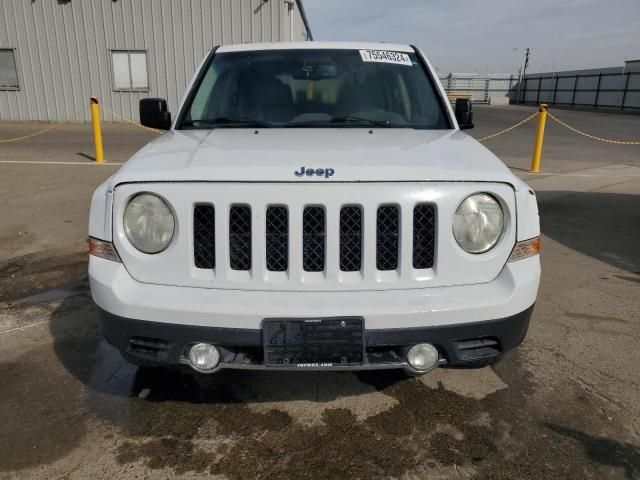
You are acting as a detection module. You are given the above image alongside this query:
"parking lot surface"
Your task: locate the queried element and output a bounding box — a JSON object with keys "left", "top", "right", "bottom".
{"left": 1, "top": 107, "right": 639, "bottom": 479}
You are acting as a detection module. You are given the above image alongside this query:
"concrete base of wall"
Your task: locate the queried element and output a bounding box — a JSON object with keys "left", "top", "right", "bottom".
{"left": 489, "top": 96, "right": 510, "bottom": 106}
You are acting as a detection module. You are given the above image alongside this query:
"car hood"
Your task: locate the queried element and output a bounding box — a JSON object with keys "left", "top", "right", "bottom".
{"left": 110, "top": 128, "right": 521, "bottom": 187}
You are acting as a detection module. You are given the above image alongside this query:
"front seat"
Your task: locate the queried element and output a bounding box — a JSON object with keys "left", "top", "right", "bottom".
{"left": 239, "top": 74, "right": 294, "bottom": 123}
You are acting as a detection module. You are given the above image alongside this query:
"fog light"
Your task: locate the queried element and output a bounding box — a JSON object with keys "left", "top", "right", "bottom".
{"left": 188, "top": 343, "right": 220, "bottom": 372}
{"left": 407, "top": 343, "right": 440, "bottom": 372}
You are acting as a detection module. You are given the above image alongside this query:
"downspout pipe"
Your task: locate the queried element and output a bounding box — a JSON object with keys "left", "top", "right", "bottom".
{"left": 295, "top": 0, "right": 313, "bottom": 40}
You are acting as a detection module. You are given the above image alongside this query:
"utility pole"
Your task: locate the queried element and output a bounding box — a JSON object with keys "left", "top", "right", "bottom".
{"left": 516, "top": 48, "right": 530, "bottom": 104}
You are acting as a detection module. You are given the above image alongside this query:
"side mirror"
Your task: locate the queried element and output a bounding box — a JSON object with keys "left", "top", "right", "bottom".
{"left": 140, "top": 98, "right": 171, "bottom": 130}
{"left": 454, "top": 98, "right": 474, "bottom": 130}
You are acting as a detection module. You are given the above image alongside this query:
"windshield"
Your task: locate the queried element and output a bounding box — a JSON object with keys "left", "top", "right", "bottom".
{"left": 179, "top": 49, "right": 451, "bottom": 129}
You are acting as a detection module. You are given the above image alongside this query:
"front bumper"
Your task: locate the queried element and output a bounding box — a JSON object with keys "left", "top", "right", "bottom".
{"left": 90, "top": 254, "right": 539, "bottom": 372}
{"left": 99, "top": 305, "right": 534, "bottom": 371}
{"left": 89, "top": 255, "right": 539, "bottom": 330}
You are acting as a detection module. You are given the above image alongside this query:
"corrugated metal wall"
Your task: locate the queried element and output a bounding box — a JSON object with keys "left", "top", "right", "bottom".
{"left": 0, "top": 0, "right": 309, "bottom": 122}
{"left": 519, "top": 68, "right": 640, "bottom": 110}
{"left": 439, "top": 73, "right": 517, "bottom": 103}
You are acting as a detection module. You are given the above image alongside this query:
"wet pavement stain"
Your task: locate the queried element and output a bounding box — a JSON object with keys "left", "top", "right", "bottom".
{"left": 0, "top": 250, "right": 88, "bottom": 302}
{"left": 1, "top": 255, "right": 638, "bottom": 479}
{"left": 0, "top": 357, "right": 91, "bottom": 471}
{"left": 97, "top": 362, "right": 638, "bottom": 480}
{"left": 92, "top": 354, "right": 631, "bottom": 479}
{"left": 0, "top": 295, "right": 101, "bottom": 471}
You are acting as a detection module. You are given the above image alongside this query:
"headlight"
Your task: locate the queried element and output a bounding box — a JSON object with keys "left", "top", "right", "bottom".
{"left": 123, "top": 193, "right": 175, "bottom": 253}
{"left": 453, "top": 193, "right": 504, "bottom": 254}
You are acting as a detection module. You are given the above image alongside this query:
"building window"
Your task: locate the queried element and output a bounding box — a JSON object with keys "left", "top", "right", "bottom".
{"left": 0, "top": 49, "right": 19, "bottom": 90}
{"left": 111, "top": 50, "right": 148, "bottom": 91}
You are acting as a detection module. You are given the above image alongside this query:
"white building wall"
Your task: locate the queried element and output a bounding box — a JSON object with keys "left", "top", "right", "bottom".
{"left": 0, "top": 0, "right": 311, "bottom": 122}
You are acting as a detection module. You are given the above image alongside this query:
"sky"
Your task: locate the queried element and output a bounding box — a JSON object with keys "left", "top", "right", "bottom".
{"left": 302, "top": 0, "right": 640, "bottom": 74}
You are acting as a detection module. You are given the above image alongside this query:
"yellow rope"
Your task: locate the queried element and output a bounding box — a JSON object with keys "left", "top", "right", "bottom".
{"left": 5, "top": 103, "right": 637, "bottom": 148}
{"left": 477, "top": 111, "right": 539, "bottom": 142}
{"left": 0, "top": 107, "right": 89, "bottom": 144}
{"left": 99, "top": 105, "right": 164, "bottom": 133}
{"left": 547, "top": 112, "right": 640, "bottom": 145}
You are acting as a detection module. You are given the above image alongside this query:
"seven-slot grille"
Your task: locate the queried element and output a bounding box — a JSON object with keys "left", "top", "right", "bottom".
{"left": 193, "top": 204, "right": 436, "bottom": 274}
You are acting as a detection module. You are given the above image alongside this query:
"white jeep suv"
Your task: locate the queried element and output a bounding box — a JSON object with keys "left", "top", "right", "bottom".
{"left": 88, "top": 42, "right": 540, "bottom": 375}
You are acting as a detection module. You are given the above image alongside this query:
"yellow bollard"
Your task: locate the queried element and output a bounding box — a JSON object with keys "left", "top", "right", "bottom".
{"left": 90, "top": 97, "right": 104, "bottom": 163}
{"left": 530, "top": 103, "right": 548, "bottom": 173}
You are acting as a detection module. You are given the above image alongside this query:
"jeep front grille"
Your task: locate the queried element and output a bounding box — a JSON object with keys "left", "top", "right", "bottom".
{"left": 193, "top": 202, "right": 436, "bottom": 277}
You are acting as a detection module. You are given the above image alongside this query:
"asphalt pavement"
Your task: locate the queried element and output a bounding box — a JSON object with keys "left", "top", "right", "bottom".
{"left": 1, "top": 106, "right": 639, "bottom": 479}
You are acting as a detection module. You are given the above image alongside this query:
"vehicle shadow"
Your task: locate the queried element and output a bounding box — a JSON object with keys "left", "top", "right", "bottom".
{"left": 76, "top": 152, "right": 96, "bottom": 162}
{"left": 48, "top": 293, "right": 412, "bottom": 407}
{"left": 538, "top": 190, "right": 640, "bottom": 275}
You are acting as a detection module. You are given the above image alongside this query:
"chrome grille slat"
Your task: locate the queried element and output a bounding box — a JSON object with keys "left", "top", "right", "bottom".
{"left": 229, "top": 205, "right": 252, "bottom": 270}
{"left": 265, "top": 206, "right": 288, "bottom": 272}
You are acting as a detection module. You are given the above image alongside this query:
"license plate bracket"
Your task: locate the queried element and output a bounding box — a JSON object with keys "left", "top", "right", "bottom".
{"left": 263, "top": 317, "right": 364, "bottom": 367}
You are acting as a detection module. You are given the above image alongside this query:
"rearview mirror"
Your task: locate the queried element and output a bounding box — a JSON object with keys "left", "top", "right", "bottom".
{"left": 292, "top": 62, "right": 338, "bottom": 80}
{"left": 454, "top": 98, "right": 474, "bottom": 130}
{"left": 140, "top": 98, "right": 171, "bottom": 130}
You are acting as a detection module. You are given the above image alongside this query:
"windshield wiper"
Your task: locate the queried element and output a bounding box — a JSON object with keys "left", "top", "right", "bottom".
{"left": 181, "top": 116, "right": 274, "bottom": 128}
{"left": 330, "top": 116, "right": 394, "bottom": 127}
{"left": 285, "top": 115, "right": 396, "bottom": 128}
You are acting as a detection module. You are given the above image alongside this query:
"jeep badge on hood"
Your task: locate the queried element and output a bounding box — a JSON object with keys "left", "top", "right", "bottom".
{"left": 294, "top": 166, "right": 335, "bottom": 178}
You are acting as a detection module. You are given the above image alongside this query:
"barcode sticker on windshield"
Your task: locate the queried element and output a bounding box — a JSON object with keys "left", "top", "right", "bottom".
{"left": 359, "top": 49, "right": 412, "bottom": 66}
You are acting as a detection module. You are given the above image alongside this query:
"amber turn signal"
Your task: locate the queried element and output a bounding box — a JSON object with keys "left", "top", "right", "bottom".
{"left": 88, "top": 237, "right": 121, "bottom": 263}
{"left": 508, "top": 236, "right": 540, "bottom": 262}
